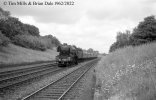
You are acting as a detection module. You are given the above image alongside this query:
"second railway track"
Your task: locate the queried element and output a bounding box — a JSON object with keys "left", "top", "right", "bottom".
{"left": 21, "top": 58, "right": 99, "bottom": 100}
{"left": 0, "top": 62, "right": 63, "bottom": 89}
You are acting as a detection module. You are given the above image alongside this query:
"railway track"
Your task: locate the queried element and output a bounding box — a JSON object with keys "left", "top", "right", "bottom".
{"left": 21, "top": 59, "right": 99, "bottom": 100}
{"left": 0, "top": 62, "right": 63, "bottom": 89}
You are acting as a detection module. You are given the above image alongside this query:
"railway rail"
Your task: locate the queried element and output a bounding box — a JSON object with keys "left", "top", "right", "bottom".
{"left": 0, "top": 62, "right": 62, "bottom": 89}
{"left": 21, "top": 58, "right": 99, "bottom": 100}
{"left": 0, "top": 61, "right": 56, "bottom": 73}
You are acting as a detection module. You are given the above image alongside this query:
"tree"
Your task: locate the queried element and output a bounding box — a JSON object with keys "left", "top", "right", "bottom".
{"left": 116, "top": 30, "right": 131, "bottom": 46}
{"left": 42, "top": 35, "right": 61, "bottom": 47}
{"left": 130, "top": 15, "right": 156, "bottom": 45}
{"left": 0, "top": 7, "right": 10, "bottom": 20}
{"left": 24, "top": 24, "right": 40, "bottom": 36}
{"left": 88, "top": 48, "right": 94, "bottom": 53}
{"left": 0, "top": 17, "right": 40, "bottom": 39}
{"left": 0, "top": 17, "right": 26, "bottom": 39}
{"left": 109, "top": 30, "right": 131, "bottom": 52}
{"left": 0, "top": 30, "right": 10, "bottom": 46}
{"left": 109, "top": 42, "right": 118, "bottom": 52}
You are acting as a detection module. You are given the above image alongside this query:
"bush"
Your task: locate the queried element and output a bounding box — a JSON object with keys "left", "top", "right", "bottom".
{"left": 0, "top": 17, "right": 26, "bottom": 39}
{"left": 0, "top": 31, "right": 10, "bottom": 46}
{"left": 109, "top": 30, "right": 131, "bottom": 52}
{"left": 13, "top": 35, "right": 47, "bottom": 51}
{"left": 24, "top": 24, "right": 40, "bottom": 36}
{"left": 42, "top": 35, "right": 61, "bottom": 47}
{"left": 0, "top": 17, "right": 40, "bottom": 40}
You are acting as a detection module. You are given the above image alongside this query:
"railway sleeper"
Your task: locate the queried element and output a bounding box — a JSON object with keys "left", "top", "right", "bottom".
{"left": 35, "top": 95, "right": 61, "bottom": 98}
{"left": 40, "top": 91, "right": 64, "bottom": 94}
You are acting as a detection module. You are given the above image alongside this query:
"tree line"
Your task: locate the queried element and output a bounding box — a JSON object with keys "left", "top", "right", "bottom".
{"left": 0, "top": 7, "right": 60, "bottom": 51}
{"left": 109, "top": 15, "right": 156, "bottom": 52}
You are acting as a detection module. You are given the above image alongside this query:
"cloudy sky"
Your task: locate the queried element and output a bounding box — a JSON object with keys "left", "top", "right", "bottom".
{"left": 0, "top": 0, "right": 156, "bottom": 53}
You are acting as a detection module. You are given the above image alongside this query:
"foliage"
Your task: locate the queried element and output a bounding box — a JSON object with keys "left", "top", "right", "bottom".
{"left": 0, "top": 31, "right": 10, "bottom": 46}
{"left": 23, "top": 24, "right": 40, "bottom": 36}
{"left": 130, "top": 15, "right": 156, "bottom": 45}
{"left": 0, "top": 16, "right": 60, "bottom": 50}
{"left": 0, "top": 17, "right": 27, "bottom": 39}
{"left": 109, "top": 30, "right": 131, "bottom": 52}
{"left": 13, "top": 34, "right": 61, "bottom": 51}
{"left": 109, "top": 42, "right": 118, "bottom": 52}
{"left": 13, "top": 35, "right": 47, "bottom": 51}
{"left": 109, "top": 15, "right": 156, "bottom": 52}
{"left": 0, "top": 17, "right": 40, "bottom": 40}
{"left": 97, "top": 42, "right": 156, "bottom": 100}
{"left": 87, "top": 48, "right": 94, "bottom": 53}
{"left": 0, "top": 7, "right": 61, "bottom": 51}
{"left": 0, "top": 7, "right": 10, "bottom": 20}
{"left": 42, "top": 35, "right": 61, "bottom": 48}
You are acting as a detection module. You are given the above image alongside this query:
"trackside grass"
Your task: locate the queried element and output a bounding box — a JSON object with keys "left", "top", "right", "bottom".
{"left": 95, "top": 42, "right": 156, "bottom": 100}
{"left": 0, "top": 44, "right": 58, "bottom": 65}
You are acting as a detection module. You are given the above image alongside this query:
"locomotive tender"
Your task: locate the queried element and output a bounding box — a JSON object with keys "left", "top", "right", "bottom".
{"left": 56, "top": 43, "right": 98, "bottom": 67}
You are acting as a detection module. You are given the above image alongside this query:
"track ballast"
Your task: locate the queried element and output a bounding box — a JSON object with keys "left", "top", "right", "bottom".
{"left": 22, "top": 59, "right": 99, "bottom": 100}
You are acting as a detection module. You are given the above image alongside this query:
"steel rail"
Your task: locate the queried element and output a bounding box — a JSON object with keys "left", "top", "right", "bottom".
{"left": 21, "top": 59, "right": 98, "bottom": 100}
{"left": 0, "top": 67, "right": 63, "bottom": 89}
{"left": 0, "top": 65, "right": 57, "bottom": 82}
{"left": 0, "top": 63, "right": 57, "bottom": 75}
{"left": 58, "top": 61, "right": 95, "bottom": 100}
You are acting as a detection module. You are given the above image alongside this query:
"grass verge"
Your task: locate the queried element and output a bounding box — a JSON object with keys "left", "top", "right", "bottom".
{"left": 0, "top": 44, "right": 58, "bottom": 66}
{"left": 95, "top": 42, "right": 156, "bottom": 100}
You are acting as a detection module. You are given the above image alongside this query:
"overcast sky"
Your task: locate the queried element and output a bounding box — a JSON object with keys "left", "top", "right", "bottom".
{"left": 1, "top": 0, "right": 156, "bottom": 53}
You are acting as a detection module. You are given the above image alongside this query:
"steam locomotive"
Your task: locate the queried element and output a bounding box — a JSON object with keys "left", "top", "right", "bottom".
{"left": 56, "top": 43, "right": 98, "bottom": 67}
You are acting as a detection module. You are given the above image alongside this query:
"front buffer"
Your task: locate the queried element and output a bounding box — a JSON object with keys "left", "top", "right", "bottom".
{"left": 56, "top": 56, "right": 78, "bottom": 67}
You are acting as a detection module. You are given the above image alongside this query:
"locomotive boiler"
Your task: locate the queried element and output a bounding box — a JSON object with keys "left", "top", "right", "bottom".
{"left": 56, "top": 43, "right": 98, "bottom": 67}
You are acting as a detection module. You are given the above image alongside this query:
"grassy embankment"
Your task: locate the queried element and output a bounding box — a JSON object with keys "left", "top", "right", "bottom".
{"left": 0, "top": 44, "right": 58, "bottom": 65}
{"left": 95, "top": 42, "right": 156, "bottom": 100}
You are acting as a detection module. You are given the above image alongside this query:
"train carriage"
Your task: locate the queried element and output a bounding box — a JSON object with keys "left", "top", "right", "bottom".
{"left": 56, "top": 43, "right": 98, "bottom": 67}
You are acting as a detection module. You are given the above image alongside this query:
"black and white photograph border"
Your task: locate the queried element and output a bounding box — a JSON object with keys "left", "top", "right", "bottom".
{"left": 0, "top": 0, "right": 156, "bottom": 100}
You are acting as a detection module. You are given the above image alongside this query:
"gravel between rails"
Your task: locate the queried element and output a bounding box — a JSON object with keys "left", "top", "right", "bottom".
{"left": 0, "top": 66, "right": 61, "bottom": 89}
{"left": 61, "top": 59, "right": 99, "bottom": 100}
{"left": 0, "top": 61, "right": 89, "bottom": 100}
